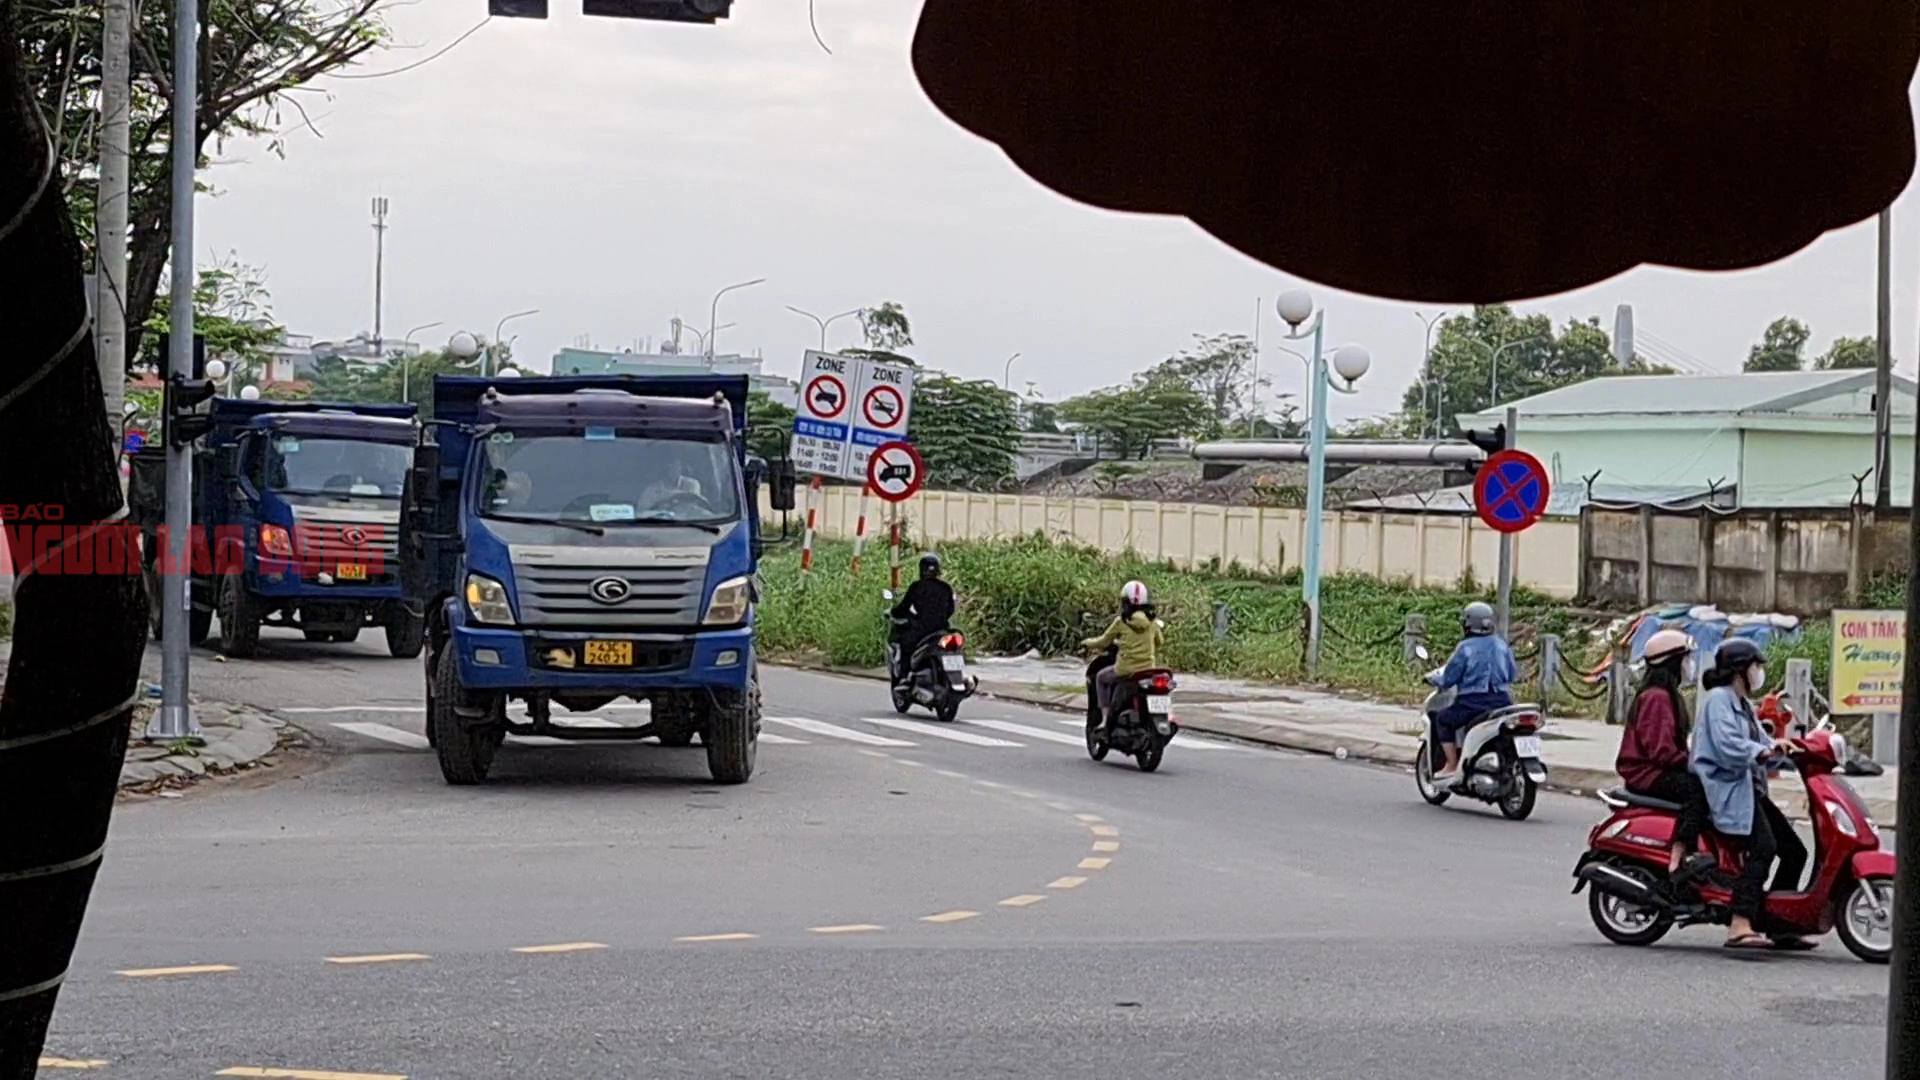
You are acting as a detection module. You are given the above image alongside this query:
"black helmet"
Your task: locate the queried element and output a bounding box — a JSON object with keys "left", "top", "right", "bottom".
{"left": 1714, "top": 637, "right": 1763, "bottom": 673}
{"left": 918, "top": 552, "right": 942, "bottom": 578}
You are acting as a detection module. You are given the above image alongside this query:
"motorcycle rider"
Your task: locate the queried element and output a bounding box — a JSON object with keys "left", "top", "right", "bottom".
{"left": 1692, "top": 637, "right": 1811, "bottom": 951}
{"left": 890, "top": 553, "right": 956, "bottom": 681}
{"left": 1615, "top": 628, "right": 1713, "bottom": 881}
{"left": 1082, "top": 580, "right": 1164, "bottom": 734}
{"left": 1427, "top": 600, "right": 1517, "bottom": 782}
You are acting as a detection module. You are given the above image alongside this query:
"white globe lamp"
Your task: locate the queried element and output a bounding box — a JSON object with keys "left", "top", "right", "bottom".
{"left": 204, "top": 358, "right": 228, "bottom": 381}
{"left": 1276, "top": 290, "right": 1316, "bottom": 329}
{"left": 239, "top": 385, "right": 261, "bottom": 401}
{"left": 447, "top": 331, "right": 481, "bottom": 361}
{"left": 1331, "top": 344, "right": 1372, "bottom": 385}
{"left": 497, "top": 368, "right": 522, "bottom": 379}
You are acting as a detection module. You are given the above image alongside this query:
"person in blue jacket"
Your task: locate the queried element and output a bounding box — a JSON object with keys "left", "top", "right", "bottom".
{"left": 1427, "top": 601, "right": 1517, "bottom": 781}
{"left": 1691, "top": 637, "right": 1810, "bottom": 951}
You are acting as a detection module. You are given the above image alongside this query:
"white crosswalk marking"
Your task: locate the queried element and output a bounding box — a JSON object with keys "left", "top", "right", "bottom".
{"left": 764, "top": 716, "right": 915, "bottom": 746}
{"left": 758, "top": 731, "right": 807, "bottom": 745}
{"left": 857, "top": 716, "right": 1023, "bottom": 747}
{"left": 333, "top": 722, "right": 429, "bottom": 749}
{"left": 1046, "top": 717, "right": 1244, "bottom": 751}
{"left": 970, "top": 719, "right": 1086, "bottom": 746}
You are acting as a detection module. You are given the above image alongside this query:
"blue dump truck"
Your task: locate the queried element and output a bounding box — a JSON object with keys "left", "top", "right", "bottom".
{"left": 400, "top": 375, "right": 796, "bottom": 786}
{"left": 130, "top": 399, "right": 423, "bottom": 658}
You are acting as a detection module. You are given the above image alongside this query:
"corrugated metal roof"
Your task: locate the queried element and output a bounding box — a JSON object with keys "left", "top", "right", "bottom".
{"left": 1465, "top": 370, "right": 1906, "bottom": 420}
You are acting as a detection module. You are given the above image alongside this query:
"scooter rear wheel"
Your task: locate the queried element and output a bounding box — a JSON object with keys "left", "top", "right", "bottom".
{"left": 1587, "top": 861, "right": 1673, "bottom": 947}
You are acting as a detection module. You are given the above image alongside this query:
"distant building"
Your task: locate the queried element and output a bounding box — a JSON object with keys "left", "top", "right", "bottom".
{"left": 551, "top": 346, "right": 798, "bottom": 408}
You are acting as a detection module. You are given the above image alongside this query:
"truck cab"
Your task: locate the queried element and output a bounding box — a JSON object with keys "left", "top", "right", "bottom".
{"left": 403, "top": 374, "right": 795, "bottom": 786}
{"left": 131, "top": 399, "right": 422, "bottom": 658}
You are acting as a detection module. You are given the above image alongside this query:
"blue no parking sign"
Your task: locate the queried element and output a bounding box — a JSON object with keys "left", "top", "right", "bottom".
{"left": 1473, "top": 449, "right": 1551, "bottom": 533}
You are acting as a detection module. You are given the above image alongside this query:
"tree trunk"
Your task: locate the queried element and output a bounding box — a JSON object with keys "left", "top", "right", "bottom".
{"left": 122, "top": 201, "right": 170, "bottom": 367}
{"left": 0, "top": 7, "right": 151, "bottom": 1075}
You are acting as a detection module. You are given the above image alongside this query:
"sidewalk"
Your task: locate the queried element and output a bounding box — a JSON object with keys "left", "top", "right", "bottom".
{"left": 795, "top": 652, "right": 1902, "bottom": 828}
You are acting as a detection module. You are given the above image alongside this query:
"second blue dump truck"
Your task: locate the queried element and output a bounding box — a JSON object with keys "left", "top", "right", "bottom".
{"left": 131, "top": 398, "right": 423, "bottom": 658}
{"left": 400, "top": 374, "right": 796, "bottom": 786}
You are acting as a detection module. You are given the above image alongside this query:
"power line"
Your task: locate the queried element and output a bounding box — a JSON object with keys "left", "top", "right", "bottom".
{"left": 328, "top": 16, "right": 493, "bottom": 80}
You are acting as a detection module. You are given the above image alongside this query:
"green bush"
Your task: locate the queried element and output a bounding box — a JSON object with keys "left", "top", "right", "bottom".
{"left": 0, "top": 600, "right": 10, "bottom": 641}
{"left": 756, "top": 533, "right": 1603, "bottom": 704}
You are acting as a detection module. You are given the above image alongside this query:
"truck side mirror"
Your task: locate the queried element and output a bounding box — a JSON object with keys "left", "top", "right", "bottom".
{"left": 770, "top": 458, "right": 797, "bottom": 512}
{"left": 406, "top": 445, "right": 440, "bottom": 517}
{"left": 216, "top": 444, "right": 241, "bottom": 478}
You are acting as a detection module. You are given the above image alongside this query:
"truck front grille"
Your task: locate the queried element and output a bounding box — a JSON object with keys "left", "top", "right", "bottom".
{"left": 513, "top": 563, "right": 706, "bottom": 629}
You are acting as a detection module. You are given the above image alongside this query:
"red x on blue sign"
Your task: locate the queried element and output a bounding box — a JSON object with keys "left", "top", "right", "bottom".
{"left": 1474, "top": 450, "right": 1551, "bottom": 534}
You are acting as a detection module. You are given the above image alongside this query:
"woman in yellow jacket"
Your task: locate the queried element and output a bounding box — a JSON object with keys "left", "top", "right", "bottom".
{"left": 1083, "top": 580, "right": 1164, "bottom": 732}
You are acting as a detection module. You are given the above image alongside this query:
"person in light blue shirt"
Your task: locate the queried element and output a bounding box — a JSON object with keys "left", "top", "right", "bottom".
{"left": 1427, "top": 601, "right": 1517, "bottom": 780}
{"left": 1691, "top": 637, "right": 1808, "bottom": 951}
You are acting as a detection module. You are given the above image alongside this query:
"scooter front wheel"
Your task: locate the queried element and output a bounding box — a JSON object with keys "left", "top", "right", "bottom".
{"left": 1085, "top": 721, "right": 1109, "bottom": 762}
{"left": 1414, "top": 739, "right": 1450, "bottom": 805}
{"left": 890, "top": 682, "right": 912, "bottom": 715}
{"left": 1835, "top": 875, "right": 1894, "bottom": 964}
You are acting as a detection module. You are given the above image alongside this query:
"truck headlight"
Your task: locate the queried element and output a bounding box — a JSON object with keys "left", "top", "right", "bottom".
{"left": 464, "top": 573, "right": 514, "bottom": 626}
{"left": 703, "top": 575, "right": 752, "bottom": 625}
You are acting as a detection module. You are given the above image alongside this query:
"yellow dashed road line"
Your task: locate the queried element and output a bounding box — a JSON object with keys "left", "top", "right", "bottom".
{"left": 325, "top": 954, "right": 429, "bottom": 966}
{"left": 512, "top": 942, "right": 607, "bottom": 954}
{"left": 1075, "top": 814, "right": 1104, "bottom": 823}
{"left": 116, "top": 964, "right": 235, "bottom": 978}
{"left": 216, "top": 1060, "right": 407, "bottom": 1068}
{"left": 810, "top": 924, "right": 885, "bottom": 935}
{"left": 920, "top": 910, "right": 980, "bottom": 923}
{"left": 217, "top": 1069, "right": 407, "bottom": 1080}
{"left": 1089, "top": 825, "right": 1120, "bottom": 837}
{"left": 1048, "top": 876, "right": 1088, "bottom": 890}
{"left": 37, "top": 1057, "right": 109, "bottom": 1070}
{"left": 676, "top": 933, "right": 757, "bottom": 943}
{"left": 1079, "top": 857, "right": 1112, "bottom": 870}
{"left": 1093, "top": 840, "right": 1120, "bottom": 853}
{"left": 999, "top": 895, "right": 1046, "bottom": 908}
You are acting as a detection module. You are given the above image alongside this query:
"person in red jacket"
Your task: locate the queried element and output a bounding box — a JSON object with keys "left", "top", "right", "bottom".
{"left": 1615, "top": 629, "right": 1713, "bottom": 880}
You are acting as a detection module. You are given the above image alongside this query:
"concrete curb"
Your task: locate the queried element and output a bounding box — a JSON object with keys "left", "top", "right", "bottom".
{"left": 767, "top": 658, "right": 1896, "bottom": 827}
{"left": 119, "top": 697, "right": 291, "bottom": 791}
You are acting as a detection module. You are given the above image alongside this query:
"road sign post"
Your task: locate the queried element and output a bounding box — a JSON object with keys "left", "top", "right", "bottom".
{"left": 1471, "top": 420, "right": 1550, "bottom": 640}
{"left": 851, "top": 484, "right": 873, "bottom": 576}
{"left": 789, "top": 350, "right": 917, "bottom": 485}
{"left": 867, "top": 440, "right": 926, "bottom": 504}
{"left": 798, "top": 475, "right": 824, "bottom": 589}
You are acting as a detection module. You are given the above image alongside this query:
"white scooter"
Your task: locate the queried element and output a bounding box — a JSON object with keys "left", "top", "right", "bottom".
{"left": 1412, "top": 644, "right": 1549, "bottom": 820}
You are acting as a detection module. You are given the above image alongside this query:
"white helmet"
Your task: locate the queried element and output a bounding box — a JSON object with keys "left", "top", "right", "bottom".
{"left": 1121, "top": 580, "right": 1150, "bottom": 607}
{"left": 1644, "top": 628, "right": 1693, "bottom": 664}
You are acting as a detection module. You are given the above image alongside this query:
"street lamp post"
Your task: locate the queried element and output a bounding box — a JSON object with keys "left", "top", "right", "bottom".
{"left": 709, "top": 278, "right": 767, "bottom": 358}
{"left": 400, "top": 320, "right": 443, "bottom": 404}
{"left": 1486, "top": 335, "right": 1546, "bottom": 407}
{"left": 1275, "top": 290, "right": 1371, "bottom": 679}
{"left": 685, "top": 323, "right": 735, "bottom": 357}
{"left": 1414, "top": 311, "right": 1448, "bottom": 438}
{"left": 786, "top": 305, "right": 862, "bottom": 351}
{"left": 489, "top": 309, "right": 539, "bottom": 377}
{"left": 1002, "top": 352, "right": 1022, "bottom": 389}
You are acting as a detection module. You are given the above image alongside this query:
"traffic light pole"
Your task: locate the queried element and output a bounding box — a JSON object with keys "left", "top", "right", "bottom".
{"left": 148, "top": 0, "right": 199, "bottom": 743}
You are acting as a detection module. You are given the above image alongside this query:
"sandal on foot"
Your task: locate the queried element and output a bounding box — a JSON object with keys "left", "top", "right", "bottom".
{"left": 1724, "top": 932, "right": 1773, "bottom": 950}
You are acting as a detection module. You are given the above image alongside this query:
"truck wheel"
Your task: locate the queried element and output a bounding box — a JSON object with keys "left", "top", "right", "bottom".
{"left": 217, "top": 576, "right": 262, "bottom": 658}
{"left": 704, "top": 665, "right": 760, "bottom": 785}
{"left": 385, "top": 610, "right": 426, "bottom": 659}
{"left": 430, "top": 646, "right": 499, "bottom": 785}
{"left": 188, "top": 581, "right": 213, "bottom": 646}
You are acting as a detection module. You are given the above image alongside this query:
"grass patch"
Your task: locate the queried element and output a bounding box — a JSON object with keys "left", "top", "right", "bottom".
{"left": 0, "top": 599, "right": 10, "bottom": 641}
{"left": 758, "top": 533, "right": 1609, "bottom": 708}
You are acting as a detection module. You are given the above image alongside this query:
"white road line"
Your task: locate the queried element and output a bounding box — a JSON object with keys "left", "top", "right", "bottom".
{"left": 285, "top": 705, "right": 424, "bottom": 714}
{"left": 857, "top": 716, "right": 1023, "bottom": 747}
{"left": 763, "top": 716, "right": 916, "bottom": 747}
{"left": 1046, "top": 717, "right": 1246, "bottom": 751}
{"left": 758, "top": 732, "right": 808, "bottom": 745}
{"left": 332, "top": 722, "right": 429, "bottom": 749}
{"left": 971, "top": 720, "right": 1086, "bottom": 746}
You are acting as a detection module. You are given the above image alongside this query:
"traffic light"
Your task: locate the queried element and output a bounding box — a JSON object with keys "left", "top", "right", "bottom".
{"left": 1463, "top": 424, "right": 1507, "bottom": 457}
{"left": 153, "top": 332, "right": 208, "bottom": 379}
{"left": 491, "top": 0, "right": 732, "bottom": 19}
{"left": 164, "top": 369, "right": 218, "bottom": 448}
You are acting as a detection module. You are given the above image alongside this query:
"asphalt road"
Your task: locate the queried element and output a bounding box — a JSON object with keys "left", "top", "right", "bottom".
{"left": 36, "top": 631, "right": 1891, "bottom": 1079}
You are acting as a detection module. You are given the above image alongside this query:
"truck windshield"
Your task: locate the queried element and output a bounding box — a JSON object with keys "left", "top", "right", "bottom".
{"left": 479, "top": 433, "right": 740, "bottom": 526}
{"left": 263, "top": 437, "right": 410, "bottom": 498}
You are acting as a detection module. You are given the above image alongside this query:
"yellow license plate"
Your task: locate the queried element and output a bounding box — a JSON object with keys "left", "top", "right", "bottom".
{"left": 584, "top": 640, "right": 633, "bottom": 667}
{"left": 335, "top": 564, "right": 367, "bottom": 581}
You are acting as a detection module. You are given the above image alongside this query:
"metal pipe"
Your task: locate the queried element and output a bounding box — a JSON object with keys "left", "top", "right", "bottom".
{"left": 1192, "top": 440, "right": 1487, "bottom": 466}
{"left": 151, "top": 0, "right": 200, "bottom": 742}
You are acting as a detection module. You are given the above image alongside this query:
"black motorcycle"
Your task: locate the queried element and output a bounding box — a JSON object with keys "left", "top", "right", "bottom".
{"left": 884, "top": 591, "right": 975, "bottom": 723}
{"left": 1084, "top": 647, "right": 1178, "bottom": 772}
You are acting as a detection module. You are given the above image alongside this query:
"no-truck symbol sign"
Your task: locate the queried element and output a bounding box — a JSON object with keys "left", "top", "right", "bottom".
{"left": 805, "top": 375, "right": 848, "bottom": 420}
{"left": 867, "top": 440, "right": 925, "bottom": 503}
{"left": 862, "top": 384, "right": 905, "bottom": 431}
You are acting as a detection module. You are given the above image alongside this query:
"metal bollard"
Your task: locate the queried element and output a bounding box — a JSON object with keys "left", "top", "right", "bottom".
{"left": 1213, "top": 602, "right": 1231, "bottom": 640}
{"left": 1538, "top": 633, "right": 1562, "bottom": 705}
{"left": 1403, "top": 614, "right": 1427, "bottom": 665}
{"left": 1783, "top": 657, "right": 1813, "bottom": 737}
{"left": 1607, "top": 646, "right": 1633, "bottom": 725}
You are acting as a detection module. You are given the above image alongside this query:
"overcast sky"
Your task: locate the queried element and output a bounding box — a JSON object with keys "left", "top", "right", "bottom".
{"left": 197, "top": 1, "right": 1920, "bottom": 423}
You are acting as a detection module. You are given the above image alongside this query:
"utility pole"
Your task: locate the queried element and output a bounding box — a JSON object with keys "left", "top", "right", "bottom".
{"left": 1875, "top": 207, "right": 1894, "bottom": 511}
{"left": 1495, "top": 407, "right": 1517, "bottom": 639}
{"left": 371, "top": 196, "right": 390, "bottom": 357}
{"left": 150, "top": 0, "right": 201, "bottom": 743}
{"left": 95, "top": 0, "right": 133, "bottom": 454}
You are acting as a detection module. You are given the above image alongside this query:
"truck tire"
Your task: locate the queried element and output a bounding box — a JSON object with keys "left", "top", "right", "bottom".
{"left": 385, "top": 609, "right": 426, "bottom": 659}
{"left": 189, "top": 581, "right": 213, "bottom": 646}
{"left": 218, "top": 576, "right": 262, "bottom": 658}
{"left": 704, "top": 664, "right": 760, "bottom": 785}
{"left": 430, "top": 646, "right": 500, "bottom": 785}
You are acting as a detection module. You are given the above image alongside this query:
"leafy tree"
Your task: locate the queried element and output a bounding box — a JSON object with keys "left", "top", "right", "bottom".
{"left": 1817, "top": 335, "right": 1879, "bottom": 370}
{"left": 1337, "top": 414, "right": 1410, "bottom": 438}
{"left": 856, "top": 301, "right": 913, "bottom": 353}
{"left": 138, "top": 253, "right": 281, "bottom": 387}
{"left": 746, "top": 389, "right": 795, "bottom": 461}
{"left": 1059, "top": 370, "right": 1212, "bottom": 459}
{"left": 1746, "top": 317, "right": 1810, "bottom": 372}
{"left": 1400, "top": 305, "right": 1650, "bottom": 435}
{"left": 20, "top": 1, "right": 393, "bottom": 360}
{"left": 1020, "top": 392, "right": 1063, "bottom": 434}
{"left": 1148, "top": 333, "right": 1267, "bottom": 437}
{"left": 909, "top": 372, "right": 1021, "bottom": 489}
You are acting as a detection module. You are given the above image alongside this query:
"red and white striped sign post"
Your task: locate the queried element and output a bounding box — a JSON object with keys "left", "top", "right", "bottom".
{"left": 798, "top": 475, "right": 825, "bottom": 588}
{"left": 888, "top": 503, "right": 903, "bottom": 592}
{"left": 850, "top": 484, "right": 873, "bottom": 576}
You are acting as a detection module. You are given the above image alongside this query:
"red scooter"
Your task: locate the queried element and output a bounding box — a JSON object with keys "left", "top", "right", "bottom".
{"left": 1571, "top": 722, "right": 1893, "bottom": 962}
